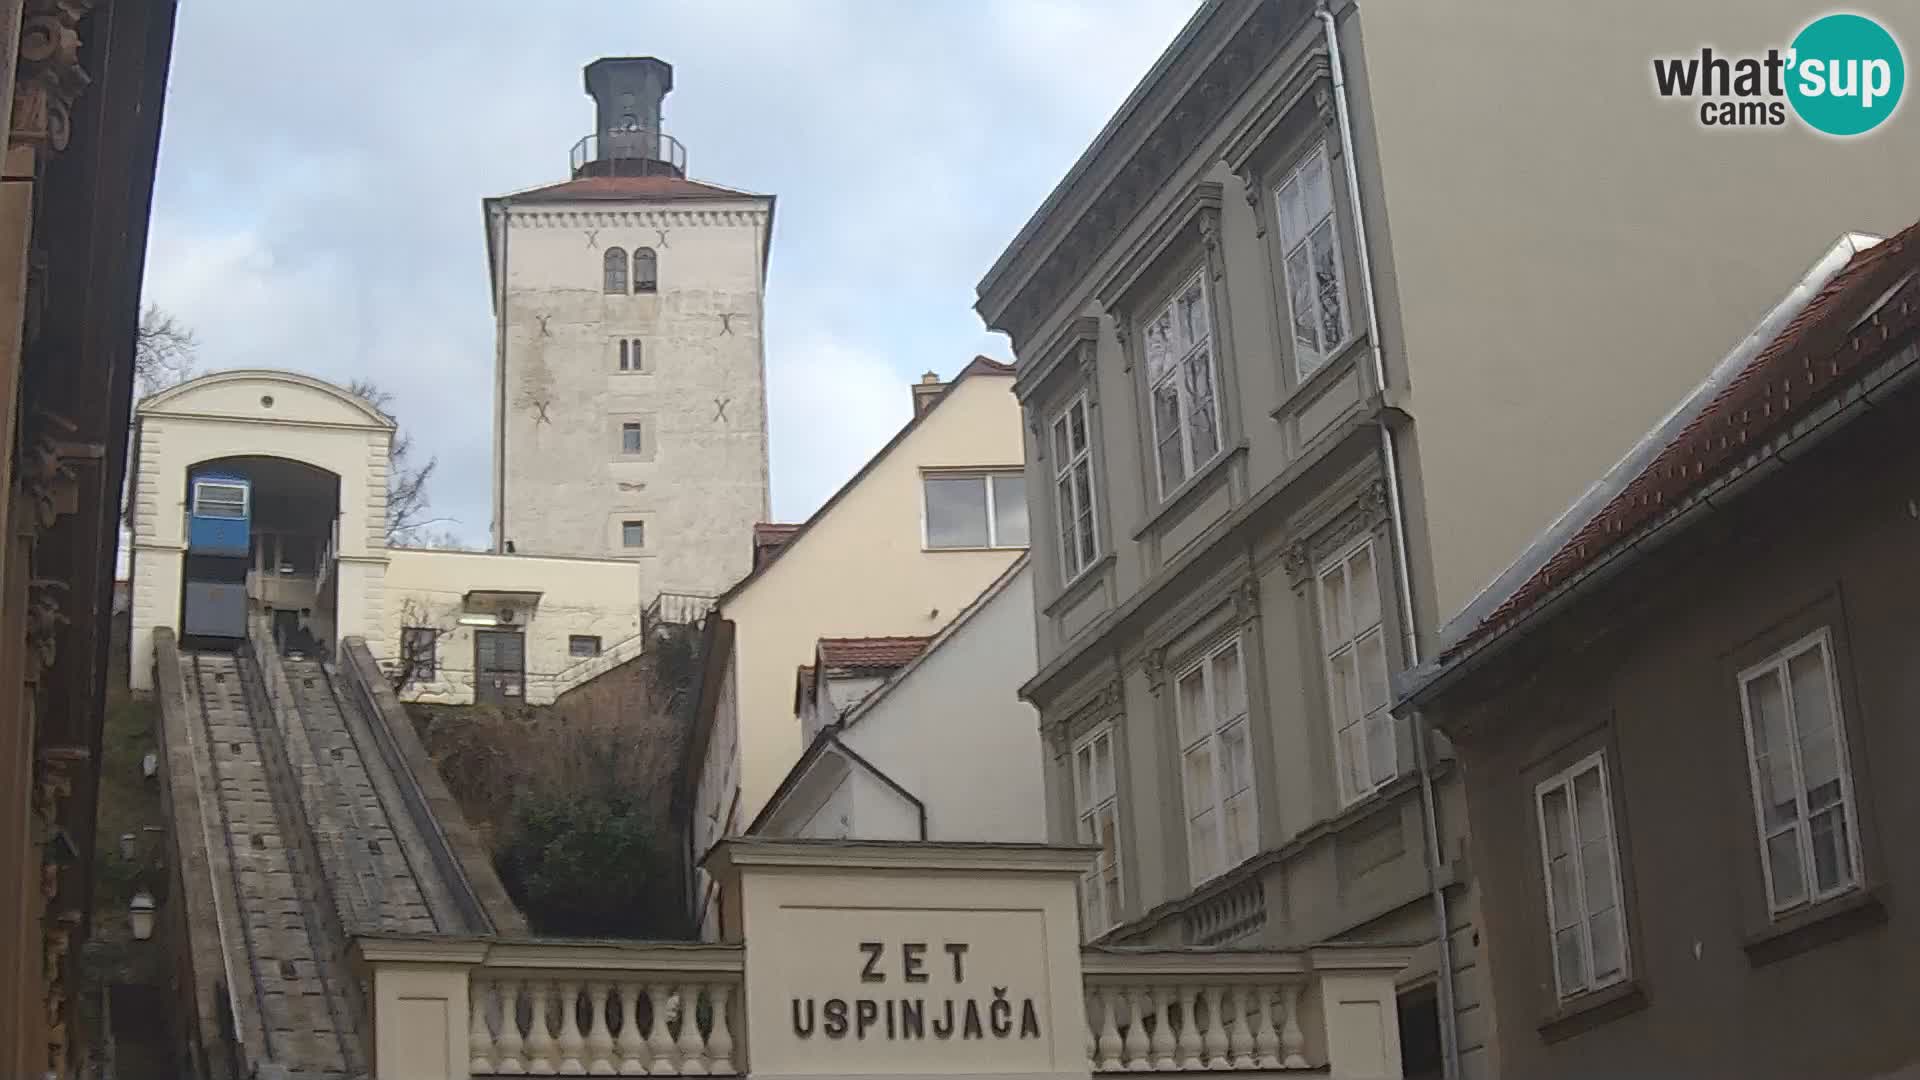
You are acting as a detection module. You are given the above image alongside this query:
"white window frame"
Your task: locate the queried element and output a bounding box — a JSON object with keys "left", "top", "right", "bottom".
{"left": 1533, "top": 751, "right": 1630, "bottom": 1001}
{"left": 1142, "top": 270, "right": 1224, "bottom": 499}
{"left": 921, "top": 470, "right": 1028, "bottom": 550}
{"left": 1174, "top": 636, "right": 1257, "bottom": 886}
{"left": 1736, "top": 627, "right": 1863, "bottom": 917}
{"left": 1317, "top": 535, "right": 1396, "bottom": 805}
{"left": 1071, "top": 724, "right": 1124, "bottom": 936}
{"left": 192, "top": 479, "right": 249, "bottom": 519}
{"left": 1051, "top": 393, "right": 1100, "bottom": 583}
{"left": 1273, "top": 142, "right": 1352, "bottom": 381}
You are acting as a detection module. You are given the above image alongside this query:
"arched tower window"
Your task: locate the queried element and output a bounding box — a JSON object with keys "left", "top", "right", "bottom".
{"left": 633, "top": 247, "right": 658, "bottom": 293}
{"left": 603, "top": 247, "right": 629, "bottom": 294}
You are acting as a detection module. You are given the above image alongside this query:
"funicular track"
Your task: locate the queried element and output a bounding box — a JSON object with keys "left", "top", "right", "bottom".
{"left": 279, "top": 656, "right": 440, "bottom": 935}
{"left": 184, "top": 649, "right": 361, "bottom": 1078}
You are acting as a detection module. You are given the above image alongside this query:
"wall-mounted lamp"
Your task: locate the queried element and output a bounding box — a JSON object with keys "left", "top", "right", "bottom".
{"left": 129, "top": 891, "right": 155, "bottom": 941}
{"left": 457, "top": 614, "right": 499, "bottom": 628}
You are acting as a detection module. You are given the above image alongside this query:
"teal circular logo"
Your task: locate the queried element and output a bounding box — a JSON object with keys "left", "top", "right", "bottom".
{"left": 1787, "top": 14, "right": 1905, "bottom": 136}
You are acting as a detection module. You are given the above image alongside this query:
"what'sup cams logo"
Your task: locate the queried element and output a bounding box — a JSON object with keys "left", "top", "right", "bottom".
{"left": 1653, "top": 13, "right": 1905, "bottom": 135}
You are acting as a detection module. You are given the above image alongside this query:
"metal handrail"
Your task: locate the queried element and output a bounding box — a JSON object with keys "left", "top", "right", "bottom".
{"left": 569, "top": 128, "right": 687, "bottom": 174}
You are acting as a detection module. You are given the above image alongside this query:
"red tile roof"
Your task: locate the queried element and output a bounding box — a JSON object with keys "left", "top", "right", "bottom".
{"left": 753, "top": 522, "right": 800, "bottom": 546}
{"left": 816, "top": 636, "right": 933, "bottom": 671}
{"left": 508, "top": 174, "right": 756, "bottom": 204}
{"left": 1445, "top": 221, "right": 1920, "bottom": 661}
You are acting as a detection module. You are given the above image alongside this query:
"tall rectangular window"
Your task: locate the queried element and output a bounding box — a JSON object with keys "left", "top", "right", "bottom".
{"left": 1319, "top": 538, "right": 1394, "bottom": 804}
{"left": 400, "top": 626, "right": 437, "bottom": 681}
{"left": 1275, "top": 143, "right": 1350, "bottom": 379}
{"left": 1535, "top": 753, "right": 1629, "bottom": 1000}
{"left": 1142, "top": 271, "right": 1221, "bottom": 497}
{"left": 1072, "top": 726, "right": 1123, "bottom": 935}
{"left": 1052, "top": 395, "right": 1099, "bottom": 582}
{"left": 923, "top": 472, "right": 1028, "bottom": 549}
{"left": 621, "top": 422, "right": 644, "bottom": 454}
{"left": 1176, "top": 638, "right": 1255, "bottom": 884}
{"left": 621, "top": 520, "right": 646, "bottom": 549}
{"left": 1738, "top": 629, "right": 1861, "bottom": 915}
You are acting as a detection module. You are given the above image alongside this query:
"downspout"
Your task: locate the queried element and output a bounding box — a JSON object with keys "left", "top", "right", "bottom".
{"left": 491, "top": 199, "right": 511, "bottom": 553}
{"left": 1316, "top": 6, "right": 1461, "bottom": 1078}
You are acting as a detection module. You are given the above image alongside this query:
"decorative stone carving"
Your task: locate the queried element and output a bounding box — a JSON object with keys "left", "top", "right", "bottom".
{"left": 1198, "top": 209, "right": 1224, "bottom": 281}
{"left": 1313, "top": 85, "right": 1336, "bottom": 129}
{"left": 1357, "top": 477, "right": 1391, "bottom": 526}
{"left": 1232, "top": 578, "right": 1261, "bottom": 625}
{"left": 12, "top": 0, "right": 94, "bottom": 155}
{"left": 1241, "top": 173, "right": 1268, "bottom": 238}
{"left": 1112, "top": 311, "right": 1134, "bottom": 373}
{"left": 1140, "top": 647, "right": 1168, "bottom": 693}
{"left": 1281, "top": 540, "right": 1313, "bottom": 586}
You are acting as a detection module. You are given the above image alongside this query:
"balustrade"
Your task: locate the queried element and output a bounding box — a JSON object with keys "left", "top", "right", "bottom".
{"left": 468, "top": 972, "right": 739, "bottom": 1076}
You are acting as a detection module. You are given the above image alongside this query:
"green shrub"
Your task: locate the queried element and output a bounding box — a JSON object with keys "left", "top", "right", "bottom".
{"left": 495, "top": 787, "right": 686, "bottom": 939}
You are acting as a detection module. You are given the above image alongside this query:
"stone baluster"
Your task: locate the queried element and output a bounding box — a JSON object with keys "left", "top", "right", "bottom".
{"left": 677, "top": 984, "right": 710, "bottom": 1074}
{"left": 525, "top": 979, "right": 559, "bottom": 1074}
{"left": 1226, "top": 985, "right": 1255, "bottom": 1069}
{"left": 1085, "top": 994, "right": 1097, "bottom": 1071}
{"left": 556, "top": 980, "right": 587, "bottom": 1073}
{"left": 708, "top": 984, "right": 736, "bottom": 1075}
{"left": 1095, "top": 988, "right": 1123, "bottom": 1072}
{"left": 1204, "top": 986, "right": 1230, "bottom": 1069}
{"left": 471, "top": 979, "right": 497, "bottom": 1074}
{"left": 1176, "top": 986, "right": 1204, "bottom": 1070}
{"left": 1149, "top": 986, "right": 1175, "bottom": 1071}
{"left": 494, "top": 978, "right": 527, "bottom": 1075}
{"left": 585, "top": 982, "right": 615, "bottom": 1075}
{"left": 1252, "top": 985, "right": 1280, "bottom": 1070}
{"left": 615, "top": 982, "right": 646, "bottom": 1075}
{"left": 1122, "top": 988, "right": 1150, "bottom": 1071}
{"left": 648, "top": 984, "right": 678, "bottom": 1074}
{"left": 1279, "top": 984, "right": 1307, "bottom": 1068}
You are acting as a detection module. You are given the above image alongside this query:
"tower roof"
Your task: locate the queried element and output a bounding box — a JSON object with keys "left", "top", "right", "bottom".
{"left": 500, "top": 173, "right": 763, "bottom": 204}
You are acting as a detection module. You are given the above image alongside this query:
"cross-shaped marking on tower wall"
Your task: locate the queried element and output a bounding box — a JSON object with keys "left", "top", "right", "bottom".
{"left": 713, "top": 397, "right": 730, "bottom": 422}
{"left": 654, "top": 228, "right": 670, "bottom": 249}
{"left": 583, "top": 229, "right": 599, "bottom": 248}
{"left": 718, "top": 313, "right": 738, "bottom": 336}
{"left": 535, "top": 314, "right": 552, "bottom": 337}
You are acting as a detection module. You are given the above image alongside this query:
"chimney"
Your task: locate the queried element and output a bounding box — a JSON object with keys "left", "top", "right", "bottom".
{"left": 579, "top": 57, "right": 678, "bottom": 177}
{"left": 912, "top": 371, "right": 945, "bottom": 418}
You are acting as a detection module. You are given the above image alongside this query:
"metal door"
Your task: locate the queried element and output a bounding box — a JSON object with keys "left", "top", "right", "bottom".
{"left": 474, "top": 630, "right": 525, "bottom": 705}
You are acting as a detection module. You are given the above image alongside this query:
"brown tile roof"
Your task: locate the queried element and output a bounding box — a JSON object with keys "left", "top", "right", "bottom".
{"left": 1444, "top": 220, "right": 1920, "bottom": 662}
{"left": 816, "top": 636, "right": 933, "bottom": 671}
{"left": 508, "top": 174, "right": 757, "bottom": 204}
{"left": 960, "top": 355, "right": 1015, "bottom": 376}
{"left": 752, "top": 522, "right": 801, "bottom": 569}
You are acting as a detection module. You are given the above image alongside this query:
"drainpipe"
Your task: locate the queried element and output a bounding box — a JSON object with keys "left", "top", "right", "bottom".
{"left": 1315, "top": 5, "right": 1461, "bottom": 1078}
{"left": 491, "top": 199, "right": 511, "bottom": 554}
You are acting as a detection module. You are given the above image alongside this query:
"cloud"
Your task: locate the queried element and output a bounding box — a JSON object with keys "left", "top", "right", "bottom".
{"left": 142, "top": 0, "right": 1202, "bottom": 549}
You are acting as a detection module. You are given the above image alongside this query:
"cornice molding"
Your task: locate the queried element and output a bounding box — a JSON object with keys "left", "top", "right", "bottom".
{"left": 507, "top": 208, "right": 768, "bottom": 229}
{"left": 984, "top": 0, "right": 1299, "bottom": 349}
{"left": 1014, "top": 314, "right": 1104, "bottom": 404}
{"left": 1094, "top": 180, "right": 1225, "bottom": 315}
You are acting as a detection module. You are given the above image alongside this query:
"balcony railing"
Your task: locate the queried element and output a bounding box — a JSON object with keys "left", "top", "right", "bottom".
{"left": 569, "top": 128, "right": 688, "bottom": 178}
{"left": 643, "top": 590, "right": 717, "bottom": 640}
{"left": 357, "top": 937, "right": 1413, "bottom": 1079}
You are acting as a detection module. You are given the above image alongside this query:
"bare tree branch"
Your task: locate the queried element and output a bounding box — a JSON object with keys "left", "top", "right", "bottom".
{"left": 347, "top": 377, "right": 446, "bottom": 545}
{"left": 135, "top": 303, "right": 197, "bottom": 396}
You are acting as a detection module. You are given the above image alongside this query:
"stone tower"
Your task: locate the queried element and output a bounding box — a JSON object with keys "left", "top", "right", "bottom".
{"left": 484, "top": 57, "right": 772, "bottom": 603}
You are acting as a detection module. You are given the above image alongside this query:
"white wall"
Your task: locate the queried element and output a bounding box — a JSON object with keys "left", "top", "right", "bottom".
{"left": 128, "top": 370, "right": 393, "bottom": 689}
{"left": 379, "top": 547, "right": 643, "bottom": 706}
{"left": 835, "top": 561, "right": 1044, "bottom": 843}
{"left": 495, "top": 196, "right": 771, "bottom": 604}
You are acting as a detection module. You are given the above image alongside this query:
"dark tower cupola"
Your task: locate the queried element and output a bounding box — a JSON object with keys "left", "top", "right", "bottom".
{"left": 571, "top": 57, "right": 686, "bottom": 179}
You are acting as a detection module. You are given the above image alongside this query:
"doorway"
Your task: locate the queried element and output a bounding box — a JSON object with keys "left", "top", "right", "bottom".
{"left": 474, "top": 630, "right": 525, "bottom": 705}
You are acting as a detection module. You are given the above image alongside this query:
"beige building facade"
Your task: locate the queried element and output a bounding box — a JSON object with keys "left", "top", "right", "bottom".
{"left": 687, "top": 361, "right": 1028, "bottom": 938}
{"left": 486, "top": 57, "right": 772, "bottom": 607}
{"left": 975, "top": 2, "right": 1920, "bottom": 1077}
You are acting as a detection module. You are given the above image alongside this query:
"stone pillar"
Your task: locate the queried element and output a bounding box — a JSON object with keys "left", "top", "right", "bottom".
{"left": 355, "top": 938, "right": 489, "bottom": 1080}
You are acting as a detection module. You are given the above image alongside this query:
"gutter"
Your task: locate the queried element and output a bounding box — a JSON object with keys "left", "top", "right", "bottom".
{"left": 491, "top": 198, "right": 511, "bottom": 553}
{"left": 1315, "top": 6, "right": 1459, "bottom": 1078}
{"left": 1405, "top": 328, "right": 1920, "bottom": 713}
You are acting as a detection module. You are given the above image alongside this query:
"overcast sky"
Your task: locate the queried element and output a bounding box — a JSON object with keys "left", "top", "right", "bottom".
{"left": 141, "top": 1, "right": 1198, "bottom": 546}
